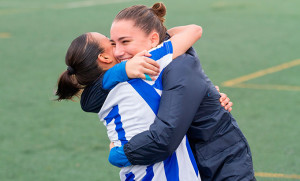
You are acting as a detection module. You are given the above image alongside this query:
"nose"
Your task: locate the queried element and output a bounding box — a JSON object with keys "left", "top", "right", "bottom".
{"left": 113, "top": 44, "right": 125, "bottom": 60}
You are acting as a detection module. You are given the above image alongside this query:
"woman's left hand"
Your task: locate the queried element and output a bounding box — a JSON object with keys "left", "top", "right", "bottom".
{"left": 215, "top": 86, "right": 233, "bottom": 112}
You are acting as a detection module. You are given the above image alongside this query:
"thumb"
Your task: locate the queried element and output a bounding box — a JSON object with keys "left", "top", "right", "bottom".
{"left": 110, "top": 142, "right": 115, "bottom": 150}
{"left": 215, "top": 85, "right": 220, "bottom": 93}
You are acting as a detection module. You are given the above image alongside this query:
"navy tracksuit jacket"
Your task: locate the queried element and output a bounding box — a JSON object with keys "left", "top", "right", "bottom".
{"left": 81, "top": 47, "right": 255, "bottom": 181}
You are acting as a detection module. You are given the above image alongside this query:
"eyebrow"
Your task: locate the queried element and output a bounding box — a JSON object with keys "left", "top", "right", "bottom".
{"left": 111, "top": 36, "right": 131, "bottom": 42}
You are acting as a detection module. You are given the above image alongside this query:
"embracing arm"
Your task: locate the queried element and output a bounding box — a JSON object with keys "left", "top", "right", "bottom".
{"left": 120, "top": 25, "right": 203, "bottom": 82}
{"left": 168, "top": 25, "right": 202, "bottom": 59}
{"left": 103, "top": 25, "right": 203, "bottom": 89}
{"left": 81, "top": 53, "right": 160, "bottom": 113}
{"left": 123, "top": 55, "right": 207, "bottom": 165}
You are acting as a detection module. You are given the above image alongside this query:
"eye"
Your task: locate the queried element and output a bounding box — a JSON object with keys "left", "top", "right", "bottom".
{"left": 122, "top": 40, "right": 130, "bottom": 44}
{"left": 110, "top": 42, "right": 116, "bottom": 46}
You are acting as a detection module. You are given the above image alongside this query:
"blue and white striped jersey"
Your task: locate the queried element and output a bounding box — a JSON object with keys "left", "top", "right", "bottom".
{"left": 98, "top": 40, "right": 201, "bottom": 181}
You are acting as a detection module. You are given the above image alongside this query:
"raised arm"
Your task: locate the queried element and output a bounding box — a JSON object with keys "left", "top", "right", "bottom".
{"left": 103, "top": 25, "right": 202, "bottom": 89}
{"left": 168, "top": 24, "right": 202, "bottom": 59}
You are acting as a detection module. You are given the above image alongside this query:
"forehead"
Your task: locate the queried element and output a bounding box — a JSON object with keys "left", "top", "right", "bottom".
{"left": 110, "top": 20, "right": 146, "bottom": 40}
{"left": 89, "top": 32, "right": 111, "bottom": 47}
{"left": 89, "top": 32, "right": 107, "bottom": 42}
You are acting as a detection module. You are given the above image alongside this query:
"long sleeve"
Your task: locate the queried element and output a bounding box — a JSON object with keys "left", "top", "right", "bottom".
{"left": 102, "top": 61, "right": 129, "bottom": 90}
{"left": 123, "top": 51, "right": 208, "bottom": 165}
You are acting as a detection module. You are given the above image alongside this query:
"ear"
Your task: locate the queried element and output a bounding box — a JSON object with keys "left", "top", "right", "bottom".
{"left": 150, "top": 31, "right": 160, "bottom": 48}
{"left": 97, "top": 53, "right": 112, "bottom": 64}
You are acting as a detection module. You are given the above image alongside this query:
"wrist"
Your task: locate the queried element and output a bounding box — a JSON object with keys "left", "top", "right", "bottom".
{"left": 124, "top": 60, "right": 132, "bottom": 78}
{"left": 108, "top": 145, "right": 131, "bottom": 168}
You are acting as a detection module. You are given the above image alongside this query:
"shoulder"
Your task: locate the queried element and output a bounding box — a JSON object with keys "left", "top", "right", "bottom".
{"left": 80, "top": 76, "right": 109, "bottom": 113}
{"left": 149, "top": 40, "right": 173, "bottom": 60}
{"left": 165, "top": 48, "right": 200, "bottom": 74}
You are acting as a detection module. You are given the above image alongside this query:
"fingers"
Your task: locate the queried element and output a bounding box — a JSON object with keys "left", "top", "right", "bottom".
{"left": 135, "top": 51, "right": 159, "bottom": 74}
{"left": 140, "top": 73, "right": 156, "bottom": 81}
{"left": 143, "top": 65, "right": 159, "bottom": 75}
{"left": 222, "top": 97, "right": 230, "bottom": 107}
{"left": 145, "top": 58, "right": 160, "bottom": 70}
{"left": 135, "top": 57, "right": 160, "bottom": 80}
{"left": 126, "top": 51, "right": 160, "bottom": 79}
{"left": 219, "top": 93, "right": 228, "bottom": 106}
{"left": 225, "top": 102, "right": 233, "bottom": 112}
{"left": 140, "top": 57, "right": 159, "bottom": 75}
{"left": 110, "top": 142, "right": 115, "bottom": 150}
{"left": 136, "top": 50, "right": 152, "bottom": 57}
{"left": 215, "top": 85, "right": 220, "bottom": 93}
{"left": 219, "top": 93, "right": 233, "bottom": 112}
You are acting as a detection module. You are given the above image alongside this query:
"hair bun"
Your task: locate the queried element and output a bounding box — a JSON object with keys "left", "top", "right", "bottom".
{"left": 151, "top": 2, "right": 166, "bottom": 23}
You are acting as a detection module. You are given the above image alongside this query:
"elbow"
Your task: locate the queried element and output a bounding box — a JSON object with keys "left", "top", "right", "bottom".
{"left": 165, "top": 147, "right": 176, "bottom": 157}
{"left": 190, "top": 24, "right": 203, "bottom": 40}
{"left": 165, "top": 143, "right": 179, "bottom": 156}
{"left": 158, "top": 138, "right": 178, "bottom": 157}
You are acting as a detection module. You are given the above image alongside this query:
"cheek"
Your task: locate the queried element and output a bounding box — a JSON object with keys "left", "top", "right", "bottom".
{"left": 124, "top": 44, "right": 140, "bottom": 56}
{"left": 130, "top": 43, "right": 150, "bottom": 55}
{"left": 112, "top": 46, "right": 118, "bottom": 58}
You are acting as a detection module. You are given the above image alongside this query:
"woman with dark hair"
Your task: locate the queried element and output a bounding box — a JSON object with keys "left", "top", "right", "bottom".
{"left": 56, "top": 32, "right": 160, "bottom": 101}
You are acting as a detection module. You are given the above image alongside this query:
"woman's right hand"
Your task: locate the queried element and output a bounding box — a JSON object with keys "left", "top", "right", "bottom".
{"left": 125, "top": 50, "right": 160, "bottom": 80}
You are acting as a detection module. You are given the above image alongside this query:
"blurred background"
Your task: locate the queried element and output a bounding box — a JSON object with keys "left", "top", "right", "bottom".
{"left": 0, "top": 0, "right": 299, "bottom": 180}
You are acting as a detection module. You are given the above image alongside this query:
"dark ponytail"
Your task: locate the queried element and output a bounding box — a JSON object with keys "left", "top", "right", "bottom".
{"left": 114, "top": 2, "right": 167, "bottom": 43}
{"left": 55, "top": 33, "right": 104, "bottom": 101}
{"left": 56, "top": 70, "right": 81, "bottom": 100}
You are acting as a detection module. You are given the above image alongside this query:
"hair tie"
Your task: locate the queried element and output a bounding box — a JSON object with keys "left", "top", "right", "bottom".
{"left": 144, "top": 74, "right": 152, "bottom": 81}
{"left": 67, "top": 66, "right": 75, "bottom": 75}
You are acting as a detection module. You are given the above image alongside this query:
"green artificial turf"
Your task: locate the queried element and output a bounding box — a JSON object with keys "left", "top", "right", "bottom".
{"left": 1, "top": 0, "right": 299, "bottom": 180}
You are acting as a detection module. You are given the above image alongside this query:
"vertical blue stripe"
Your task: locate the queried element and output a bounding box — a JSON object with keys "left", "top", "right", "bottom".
{"left": 114, "top": 111, "right": 127, "bottom": 145}
{"left": 149, "top": 40, "right": 173, "bottom": 61}
{"left": 104, "top": 105, "right": 119, "bottom": 125}
{"left": 128, "top": 79, "right": 161, "bottom": 114}
{"left": 104, "top": 105, "right": 127, "bottom": 145}
{"left": 186, "top": 137, "right": 199, "bottom": 177}
{"left": 163, "top": 153, "right": 179, "bottom": 181}
{"left": 125, "top": 172, "right": 135, "bottom": 181}
{"left": 142, "top": 164, "right": 154, "bottom": 181}
{"left": 152, "top": 69, "right": 164, "bottom": 91}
